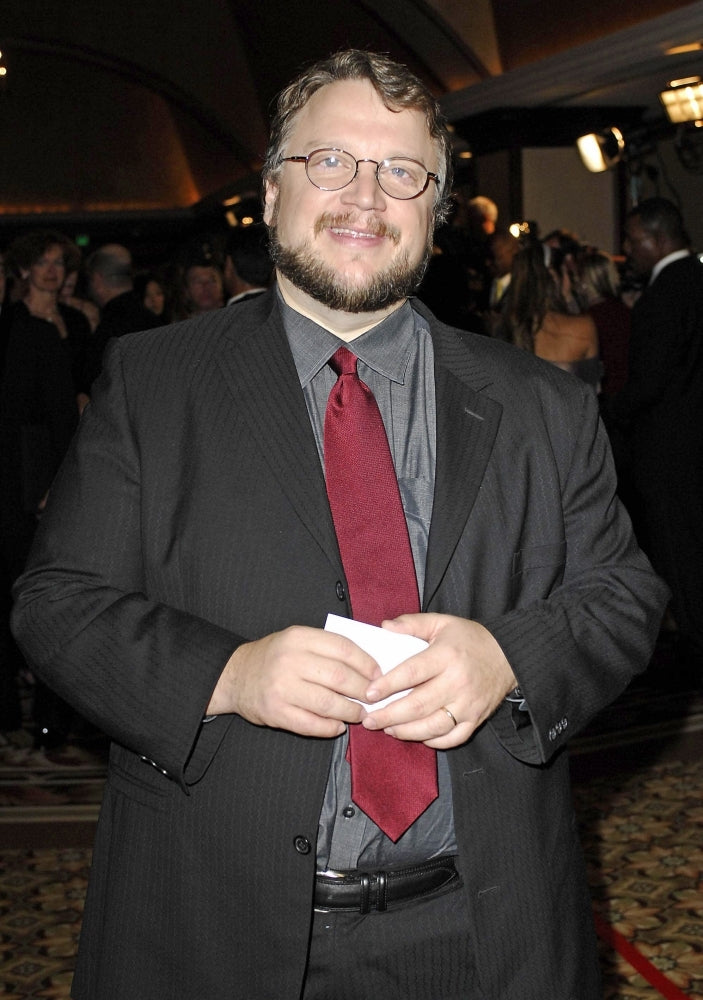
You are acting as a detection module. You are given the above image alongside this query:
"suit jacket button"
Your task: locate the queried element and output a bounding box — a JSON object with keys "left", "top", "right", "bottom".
{"left": 335, "top": 581, "right": 346, "bottom": 601}
{"left": 294, "top": 836, "right": 311, "bottom": 855}
{"left": 548, "top": 728, "right": 557, "bottom": 741}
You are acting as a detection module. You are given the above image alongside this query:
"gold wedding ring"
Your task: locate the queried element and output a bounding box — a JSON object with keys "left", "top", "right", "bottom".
{"left": 441, "top": 706, "right": 458, "bottom": 728}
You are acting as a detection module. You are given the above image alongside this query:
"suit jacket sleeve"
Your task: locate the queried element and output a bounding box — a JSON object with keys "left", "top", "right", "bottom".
{"left": 11, "top": 336, "right": 244, "bottom": 789}
{"left": 482, "top": 374, "right": 668, "bottom": 764}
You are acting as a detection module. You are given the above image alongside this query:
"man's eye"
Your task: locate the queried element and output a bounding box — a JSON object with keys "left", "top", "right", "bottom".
{"left": 319, "top": 156, "right": 345, "bottom": 170}
{"left": 383, "top": 163, "right": 421, "bottom": 187}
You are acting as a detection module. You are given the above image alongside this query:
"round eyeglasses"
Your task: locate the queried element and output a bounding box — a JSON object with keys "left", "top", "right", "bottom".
{"left": 278, "top": 148, "right": 439, "bottom": 201}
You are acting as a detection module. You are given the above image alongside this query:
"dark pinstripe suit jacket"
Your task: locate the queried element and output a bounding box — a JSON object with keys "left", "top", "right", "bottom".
{"left": 13, "top": 288, "right": 667, "bottom": 1000}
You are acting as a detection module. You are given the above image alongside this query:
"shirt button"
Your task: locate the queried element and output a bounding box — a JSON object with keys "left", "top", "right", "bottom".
{"left": 293, "top": 836, "right": 311, "bottom": 855}
{"left": 342, "top": 805, "right": 356, "bottom": 818}
{"left": 335, "top": 581, "right": 346, "bottom": 601}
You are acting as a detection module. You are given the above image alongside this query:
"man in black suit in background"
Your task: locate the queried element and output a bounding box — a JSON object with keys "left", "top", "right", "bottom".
{"left": 223, "top": 224, "right": 272, "bottom": 305}
{"left": 12, "top": 50, "right": 666, "bottom": 1000}
{"left": 83, "top": 243, "right": 160, "bottom": 385}
{"left": 616, "top": 197, "right": 703, "bottom": 677}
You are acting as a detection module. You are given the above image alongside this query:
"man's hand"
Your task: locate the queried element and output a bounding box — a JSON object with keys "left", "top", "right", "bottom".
{"left": 207, "top": 626, "right": 380, "bottom": 738}
{"left": 361, "top": 613, "right": 517, "bottom": 749}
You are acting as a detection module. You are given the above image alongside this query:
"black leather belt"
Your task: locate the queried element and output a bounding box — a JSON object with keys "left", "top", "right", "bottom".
{"left": 314, "top": 855, "right": 460, "bottom": 914}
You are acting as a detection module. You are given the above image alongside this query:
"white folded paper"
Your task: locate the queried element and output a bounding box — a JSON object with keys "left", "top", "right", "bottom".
{"left": 324, "top": 613, "right": 428, "bottom": 710}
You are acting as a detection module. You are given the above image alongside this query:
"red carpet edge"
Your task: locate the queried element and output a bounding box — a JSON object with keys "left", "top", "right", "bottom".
{"left": 593, "top": 912, "right": 692, "bottom": 1000}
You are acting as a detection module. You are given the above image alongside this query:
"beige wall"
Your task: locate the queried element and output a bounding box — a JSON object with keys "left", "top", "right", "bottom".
{"left": 521, "top": 148, "right": 620, "bottom": 252}
{"left": 472, "top": 137, "right": 703, "bottom": 255}
{"left": 472, "top": 146, "right": 618, "bottom": 251}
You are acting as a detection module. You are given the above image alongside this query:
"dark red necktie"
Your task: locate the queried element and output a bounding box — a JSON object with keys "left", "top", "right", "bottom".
{"left": 324, "top": 345, "right": 438, "bottom": 842}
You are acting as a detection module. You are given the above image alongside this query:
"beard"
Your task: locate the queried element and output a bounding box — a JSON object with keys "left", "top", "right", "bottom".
{"left": 268, "top": 211, "right": 433, "bottom": 314}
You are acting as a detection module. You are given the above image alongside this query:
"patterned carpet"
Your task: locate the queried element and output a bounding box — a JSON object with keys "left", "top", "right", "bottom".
{"left": 0, "top": 847, "right": 89, "bottom": 1000}
{"left": 1, "top": 657, "right": 702, "bottom": 999}
{"left": 576, "top": 758, "right": 703, "bottom": 999}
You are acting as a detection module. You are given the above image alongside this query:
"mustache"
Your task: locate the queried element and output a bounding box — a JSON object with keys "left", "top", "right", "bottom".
{"left": 313, "top": 212, "right": 401, "bottom": 244}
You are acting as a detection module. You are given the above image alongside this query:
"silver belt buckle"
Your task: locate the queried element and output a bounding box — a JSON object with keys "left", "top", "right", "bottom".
{"left": 314, "top": 868, "right": 350, "bottom": 912}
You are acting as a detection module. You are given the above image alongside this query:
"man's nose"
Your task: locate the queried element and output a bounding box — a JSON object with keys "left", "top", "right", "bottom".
{"left": 339, "top": 162, "right": 386, "bottom": 210}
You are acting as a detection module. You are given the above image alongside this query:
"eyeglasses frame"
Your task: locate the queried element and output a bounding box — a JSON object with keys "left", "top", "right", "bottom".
{"left": 277, "top": 147, "right": 439, "bottom": 201}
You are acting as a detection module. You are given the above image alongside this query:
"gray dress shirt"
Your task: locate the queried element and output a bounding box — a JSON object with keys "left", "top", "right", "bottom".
{"left": 279, "top": 291, "right": 457, "bottom": 871}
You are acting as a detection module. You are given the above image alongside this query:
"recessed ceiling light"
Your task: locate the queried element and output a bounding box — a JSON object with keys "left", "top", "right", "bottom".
{"left": 665, "top": 41, "right": 703, "bottom": 56}
{"left": 669, "top": 75, "right": 702, "bottom": 88}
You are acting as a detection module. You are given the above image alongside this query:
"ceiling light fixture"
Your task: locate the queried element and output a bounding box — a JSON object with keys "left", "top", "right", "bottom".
{"left": 576, "top": 127, "right": 625, "bottom": 172}
{"left": 660, "top": 77, "right": 703, "bottom": 123}
{"left": 664, "top": 42, "right": 703, "bottom": 56}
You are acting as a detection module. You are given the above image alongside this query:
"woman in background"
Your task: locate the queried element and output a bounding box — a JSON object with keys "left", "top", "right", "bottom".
{"left": 499, "top": 242, "right": 601, "bottom": 390}
{"left": 580, "top": 248, "right": 631, "bottom": 398}
{"left": 0, "top": 229, "right": 91, "bottom": 749}
{"left": 134, "top": 271, "right": 169, "bottom": 324}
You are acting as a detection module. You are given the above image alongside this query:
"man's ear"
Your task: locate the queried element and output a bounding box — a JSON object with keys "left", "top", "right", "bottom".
{"left": 263, "top": 181, "right": 278, "bottom": 227}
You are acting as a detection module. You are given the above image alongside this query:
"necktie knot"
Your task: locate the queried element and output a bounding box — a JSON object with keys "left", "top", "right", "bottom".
{"left": 330, "top": 346, "right": 358, "bottom": 377}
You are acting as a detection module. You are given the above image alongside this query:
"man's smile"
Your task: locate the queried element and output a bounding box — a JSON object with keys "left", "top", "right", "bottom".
{"left": 315, "top": 212, "right": 401, "bottom": 245}
{"left": 329, "top": 227, "right": 378, "bottom": 239}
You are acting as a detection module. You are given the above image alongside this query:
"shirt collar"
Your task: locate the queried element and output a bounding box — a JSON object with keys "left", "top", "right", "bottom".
{"left": 227, "top": 288, "right": 267, "bottom": 305}
{"left": 277, "top": 286, "right": 418, "bottom": 388}
{"left": 649, "top": 248, "right": 691, "bottom": 285}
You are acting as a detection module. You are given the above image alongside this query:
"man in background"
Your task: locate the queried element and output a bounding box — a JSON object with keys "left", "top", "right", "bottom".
{"left": 466, "top": 194, "right": 498, "bottom": 237}
{"left": 616, "top": 196, "right": 703, "bottom": 679}
{"left": 84, "top": 243, "right": 159, "bottom": 385}
{"left": 223, "top": 224, "right": 272, "bottom": 305}
{"left": 484, "top": 227, "right": 521, "bottom": 334}
{"left": 181, "top": 257, "right": 224, "bottom": 316}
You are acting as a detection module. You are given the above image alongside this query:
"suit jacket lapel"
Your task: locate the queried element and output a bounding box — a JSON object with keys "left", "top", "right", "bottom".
{"left": 216, "top": 295, "right": 342, "bottom": 567}
{"left": 423, "top": 323, "right": 503, "bottom": 609}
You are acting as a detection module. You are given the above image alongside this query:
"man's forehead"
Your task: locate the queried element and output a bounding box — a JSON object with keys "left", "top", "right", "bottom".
{"left": 627, "top": 217, "right": 654, "bottom": 240}
{"left": 288, "top": 79, "right": 431, "bottom": 148}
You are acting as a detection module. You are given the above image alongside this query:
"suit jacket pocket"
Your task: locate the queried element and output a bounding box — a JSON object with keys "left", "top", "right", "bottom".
{"left": 108, "top": 750, "right": 172, "bottom": 812}
{"left": 511, "top": 541, "right": 566, "bottom": 604}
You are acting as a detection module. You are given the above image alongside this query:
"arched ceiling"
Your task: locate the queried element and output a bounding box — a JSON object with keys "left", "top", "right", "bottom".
{"left": 0, "top": 0, "right": 701, "bottom": 229}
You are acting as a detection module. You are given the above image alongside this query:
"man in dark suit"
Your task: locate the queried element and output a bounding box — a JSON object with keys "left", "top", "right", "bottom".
{"left": 616, "top": 197, "right": 703, "bottom": 677}
{"left": 223, "top": 223, "right": 272, "bottom": 305}
{"left": 12, "top": 50, "right": 666, "bottom": 1000}
{"left": 83, "top": 243, "right": 160, "bottom": 386}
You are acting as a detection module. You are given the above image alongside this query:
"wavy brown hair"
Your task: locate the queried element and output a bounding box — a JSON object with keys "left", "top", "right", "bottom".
{"left": 6, "top": 229, "right": 79, "bottom": 277}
